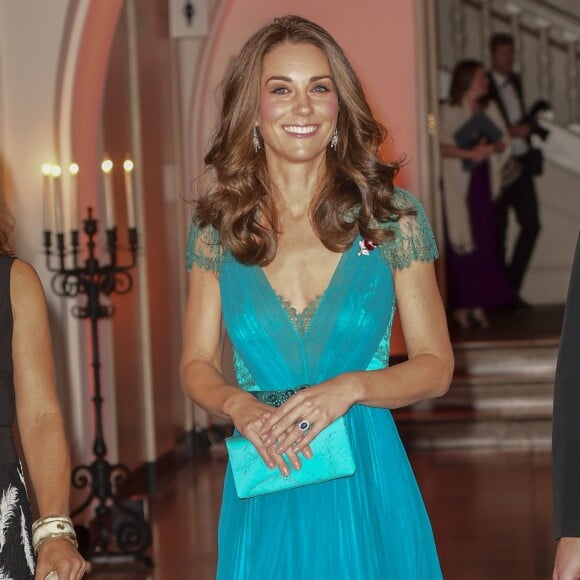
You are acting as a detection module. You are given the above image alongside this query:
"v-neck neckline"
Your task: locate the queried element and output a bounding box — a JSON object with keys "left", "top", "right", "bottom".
{"left": 276, "top": 293, "right": 323, "bottom": 337}
{"left": 255, "top": 239, "right": 356, "bottom": 338}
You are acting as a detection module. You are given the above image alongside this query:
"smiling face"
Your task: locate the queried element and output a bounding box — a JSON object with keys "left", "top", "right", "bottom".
{"left": 257, "top": 42, "right": 339, "bottom": 168}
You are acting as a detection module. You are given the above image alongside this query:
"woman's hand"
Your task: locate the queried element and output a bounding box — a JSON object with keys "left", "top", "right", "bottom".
{"left": 510, "top": 123, "right": 531, "bottom": 139}
{"left": 260, "top": 376, "right": 356, "bottom": 457}
{"left": 553, "top": 537, "right": 580, "bottom": 580}
{"left": 35, "top": 538, "right": 87, "bottom": 580}
{"left": 468, "top": 142, "right": 496, "bottom": 163}
{"left": 224, "top": 392, "right": 294, "bottom": 476}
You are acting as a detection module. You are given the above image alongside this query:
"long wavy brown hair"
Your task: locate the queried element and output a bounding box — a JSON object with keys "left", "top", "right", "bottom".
{"left": 448, "top": 59, "right": 485, "bottom": 106}
{"left": 0, "top": 206, "right": 14, "bottom": 255}
{"left": 195, "top": 14, "right": 412, "bottom": 265}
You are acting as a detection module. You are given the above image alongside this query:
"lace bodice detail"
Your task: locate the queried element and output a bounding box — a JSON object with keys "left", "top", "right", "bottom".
{"left": 277, "top": 294, "right": 322, "bottom": 337}
{"left": 185, "top": 216, "right": 230, "bottom": 273}
{"left": 232, "top": 294, "right": 321, "bottom": 392}
{"left": 187, "top": 187, "right": 438, "bottom": 393}
{"left": 378, "top": 188, "right": 438, "bottom": 269}
{"left": 185, "top": 188, "right": 438, "bottom": 273}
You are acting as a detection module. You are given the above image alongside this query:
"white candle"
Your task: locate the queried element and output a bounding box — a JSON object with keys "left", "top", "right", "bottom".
{"left": 123, "top": 159, "right": 135, "bottom": 228}
{"left": 42, "top": 163, "right": 53, "bottom": 231}
{"left": 69, "top": 163, "right": 79, "bottom": 230}
{"left": 51, "top": 165, "right": 64, "bottom": 233}
{"left": 101, "top": 159, "right": 115, "bottom": 229}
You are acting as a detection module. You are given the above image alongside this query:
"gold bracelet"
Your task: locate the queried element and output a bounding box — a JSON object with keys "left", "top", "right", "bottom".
{"left": 32, "top": 515, "right": 74, "bottom": 533}
{"left": 34, "top": 532, "right": 78, "bottom": 554}
{"left": 32, "top": 515, "right": 77, "bottom": 554}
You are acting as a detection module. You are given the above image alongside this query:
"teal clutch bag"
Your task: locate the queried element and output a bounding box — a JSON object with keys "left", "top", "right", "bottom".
{"left": 225, "top": 389, "right": 356, "bottom": 499}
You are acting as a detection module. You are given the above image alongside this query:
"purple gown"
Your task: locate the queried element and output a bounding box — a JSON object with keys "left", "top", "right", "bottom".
{"left": 446, "top": 161, "right": 515, "bottom": 310}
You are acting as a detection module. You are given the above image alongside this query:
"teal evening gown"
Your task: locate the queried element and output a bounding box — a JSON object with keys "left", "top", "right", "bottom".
{"left": 186, "top": 188, "right": 443, "bottom": 579}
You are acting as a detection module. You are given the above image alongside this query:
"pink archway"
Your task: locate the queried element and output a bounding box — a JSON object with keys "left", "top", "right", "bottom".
{"left": 70, "top": 0, "right": 125, "bottom": 215}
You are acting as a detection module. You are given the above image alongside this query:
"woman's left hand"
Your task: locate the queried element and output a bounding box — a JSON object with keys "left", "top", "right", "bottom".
{"left": 260, "top": 376, "right": 357, "bottom": 455}
{"left": 35, "top": 538, "right": 88, "bottom": 580}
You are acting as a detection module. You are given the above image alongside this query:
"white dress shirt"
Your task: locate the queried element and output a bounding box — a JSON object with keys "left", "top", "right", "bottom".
{"left": 492, "top": 71, "right": 529, "bottom": 156}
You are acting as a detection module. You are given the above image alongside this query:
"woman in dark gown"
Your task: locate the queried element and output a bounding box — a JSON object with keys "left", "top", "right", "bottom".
{"left": 440, "top": 60, "right": 515, "bottom": 329}
{"left": 0, "top": 213, "right": 86, "bottom": 578}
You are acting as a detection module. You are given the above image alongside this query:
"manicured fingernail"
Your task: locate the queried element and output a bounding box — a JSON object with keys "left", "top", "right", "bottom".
{"left": 282, "top": 467, "right": 290, "bottom": 476}
{"left": 303, "top": 449, "right": 312, "bottom": 459}
{"left": 293, "top": 460, "right": 300, "bottom": 470}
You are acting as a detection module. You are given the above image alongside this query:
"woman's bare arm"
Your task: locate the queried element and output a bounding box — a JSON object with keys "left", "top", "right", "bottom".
{"left": 12, "top": 260, "right": 70, "bottom": 516}
{"left": 11, "top": 259, "right": 87, "bottom": 578}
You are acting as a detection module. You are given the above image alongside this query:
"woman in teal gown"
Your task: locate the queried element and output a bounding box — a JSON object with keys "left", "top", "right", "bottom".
{"left": 181, "top": 15, "right": 454, "bottom": 579}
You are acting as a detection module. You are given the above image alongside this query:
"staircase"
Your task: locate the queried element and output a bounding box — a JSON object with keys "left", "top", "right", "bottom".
{"left": 394, "top": 306, "right": 563, "bottom": 449}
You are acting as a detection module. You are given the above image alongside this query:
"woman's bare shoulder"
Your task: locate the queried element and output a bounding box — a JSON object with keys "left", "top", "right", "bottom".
{"left": 10, "top": 259, "right": 47, "bottom": 307}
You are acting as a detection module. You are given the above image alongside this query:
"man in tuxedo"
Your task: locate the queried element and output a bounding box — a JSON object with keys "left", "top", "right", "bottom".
{"left": 553, "top": 233, "right": 580, "bottom": 579}
{"left": 487, "top": 33, "right": 541, "bottom": 307}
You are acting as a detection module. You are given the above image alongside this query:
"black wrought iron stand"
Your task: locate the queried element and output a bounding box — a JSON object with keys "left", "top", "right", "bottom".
{"left": 44, "top": 207, "right": 152, "bottom": 566}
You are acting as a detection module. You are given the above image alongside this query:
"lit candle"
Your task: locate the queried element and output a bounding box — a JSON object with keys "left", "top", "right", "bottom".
{"left": 69, "top": 163, "right": 79, "bottom": 230}
{"left": 42, "top": 163, "right": 53, "bottom": 231}
{"left": 123, "top": 159, "right": 135, "bottom": 228}
{"left": 101, "top": 159, "right": 115, "bottom": 229}
{"left": 51, "top": 165, "right": 64, "bottom": 233}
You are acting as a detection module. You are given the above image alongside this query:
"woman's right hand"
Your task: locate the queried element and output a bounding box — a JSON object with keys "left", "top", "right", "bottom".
{"left": 468, "top": 142, "right": 496, "bottom": 163}
{"left": 225, "top": 392, "right": 304, "bottom": 477}
{"left": 35, "top": 538, "right": 87, "bottom": 579}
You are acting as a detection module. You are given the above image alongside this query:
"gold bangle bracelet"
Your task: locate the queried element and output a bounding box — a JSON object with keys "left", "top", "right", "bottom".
{"left": 33, "top": 532, "right": 78, "bottom": 554}
{"left": 32, "top": 515, "right": 73, "bottom": 533}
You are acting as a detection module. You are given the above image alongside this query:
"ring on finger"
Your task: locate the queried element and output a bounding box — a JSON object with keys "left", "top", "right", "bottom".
{"left": 297, "top": 419, "right": 311, "bottom": 433}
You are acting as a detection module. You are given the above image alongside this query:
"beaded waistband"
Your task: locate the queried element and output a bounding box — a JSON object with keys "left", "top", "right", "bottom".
{"left": 250, "top": 385, "right": 309, "bottom": 408}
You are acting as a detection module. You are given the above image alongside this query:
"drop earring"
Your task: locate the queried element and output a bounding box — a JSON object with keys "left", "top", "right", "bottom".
{"left": 252, "top": 126, "right": 261, "bottom": 153}
{"left": 330, "top": 127, "right": 338, "bottom": 150}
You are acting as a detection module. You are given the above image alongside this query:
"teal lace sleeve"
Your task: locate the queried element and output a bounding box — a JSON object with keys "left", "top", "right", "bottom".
{"left": 379, "top": 187, "right": 439, "bottom": 270}
{"left": 185, "top": 217, "right": 227, "bottom": 273}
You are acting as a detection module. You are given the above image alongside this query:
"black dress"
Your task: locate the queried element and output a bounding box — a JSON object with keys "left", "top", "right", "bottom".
{"left": 0, "top": 255, "right": 35, "bottom": 578}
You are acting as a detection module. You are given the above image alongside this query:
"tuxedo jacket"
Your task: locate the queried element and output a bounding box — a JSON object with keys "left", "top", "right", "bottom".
{"left": 553, "top": 233, "right": 580, "bottom": 538}
{"left": 486, "top": 71, "right": 526, "bottom": 129}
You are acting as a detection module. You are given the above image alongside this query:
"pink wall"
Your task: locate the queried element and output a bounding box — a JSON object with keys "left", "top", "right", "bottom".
{"left": 195, "top": 0, "right": 420, "bottom": 353}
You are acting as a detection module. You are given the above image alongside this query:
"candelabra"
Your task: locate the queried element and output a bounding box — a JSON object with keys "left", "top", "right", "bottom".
{"left": 44, "top": 208, "right": 152, "bottom": 566}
